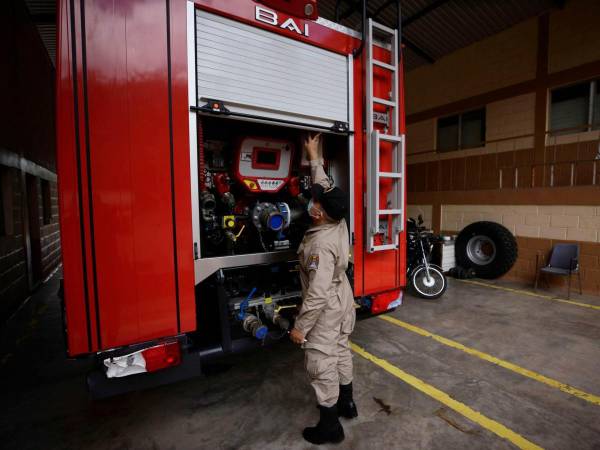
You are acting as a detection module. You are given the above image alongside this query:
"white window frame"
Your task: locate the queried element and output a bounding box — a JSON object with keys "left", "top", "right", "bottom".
{"left": 548, "top": 79, "right": 599, "bottom": 136}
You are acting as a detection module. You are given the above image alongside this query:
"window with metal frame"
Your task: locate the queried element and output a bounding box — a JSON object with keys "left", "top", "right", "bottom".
{"left": 437, "top": 108, "right": 486, "bottom": 152}
{"left": 549, "top": 79, "right": 599, "bottom": 135}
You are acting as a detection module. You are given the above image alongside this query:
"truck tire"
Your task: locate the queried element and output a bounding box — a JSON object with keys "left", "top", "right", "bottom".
{"left": 455, "top": 221, "right": 518, "bottom": 279}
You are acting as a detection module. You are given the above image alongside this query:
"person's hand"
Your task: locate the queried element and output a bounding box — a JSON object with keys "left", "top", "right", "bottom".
{"left": 303, "top": 133, "right": 321, "bottom": 162}
{"left": 289, "top": 328, "right": 305, "bottom": 345}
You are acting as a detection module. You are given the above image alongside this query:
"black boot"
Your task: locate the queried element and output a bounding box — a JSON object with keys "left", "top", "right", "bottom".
{"left": 302, "top": 404, "right": 345, "bottom": 445}
{"left": 337, "top": 383, "right": 358, "bottom": 419}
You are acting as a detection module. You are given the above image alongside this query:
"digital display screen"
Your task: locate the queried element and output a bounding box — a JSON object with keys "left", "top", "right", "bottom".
{"left": 255, "top": 148, "right": 277, "bottom": 166}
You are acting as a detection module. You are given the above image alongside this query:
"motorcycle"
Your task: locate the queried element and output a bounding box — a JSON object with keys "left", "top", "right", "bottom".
{"left": 407, "top": 215, "right": 447, "bottom": 299}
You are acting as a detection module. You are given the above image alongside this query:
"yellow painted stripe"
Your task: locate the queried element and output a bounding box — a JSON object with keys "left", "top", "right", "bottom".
{"left": 378, "top": 315, "right": 600, "bottom": 406}
{"left": 351, "top": 342, "right": 543, "bottom": 450}
{"left": 458, "top": 279, "right": 600, "bottom": 311}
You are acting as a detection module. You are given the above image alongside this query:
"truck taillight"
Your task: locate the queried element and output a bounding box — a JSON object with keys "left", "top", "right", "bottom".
{"left": 142, "top": 342, "right": 181, "bottom": 372}
{"left": 103, "top": 341, "right": 182, "bottom": 378}
{"left": 371, "top": 290, "right": 403, "bottom": 314}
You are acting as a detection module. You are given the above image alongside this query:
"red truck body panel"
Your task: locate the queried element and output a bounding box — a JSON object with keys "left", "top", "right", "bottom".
{"left": 57, "top": 0, "right": 406, "bottom": 356}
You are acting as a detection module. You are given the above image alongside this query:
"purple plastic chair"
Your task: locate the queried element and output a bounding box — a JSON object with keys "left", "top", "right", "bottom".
{"left": 534, "top": 243, "right": 582, "bottom": 299}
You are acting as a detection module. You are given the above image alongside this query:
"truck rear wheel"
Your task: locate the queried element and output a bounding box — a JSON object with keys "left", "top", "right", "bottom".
{"left": 455, "top": 221, "right": 518, "bottom": 279}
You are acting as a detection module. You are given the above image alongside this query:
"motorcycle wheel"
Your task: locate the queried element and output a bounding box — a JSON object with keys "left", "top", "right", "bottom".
{"left": 411, "top": 265, "right": 447, "bottom": 299}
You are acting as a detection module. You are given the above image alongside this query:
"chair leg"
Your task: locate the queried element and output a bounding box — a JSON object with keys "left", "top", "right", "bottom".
{"left": 567, "top": 273, "right": 571, "bottom": 300}
{"left": 578, "top": 271, "right": 583, "bottom": 295}
{"left": 543, "top": 274, "right": 550, "bottom": 289}
{"left": 534, "top": 270, "right": 539, "bottom": 290}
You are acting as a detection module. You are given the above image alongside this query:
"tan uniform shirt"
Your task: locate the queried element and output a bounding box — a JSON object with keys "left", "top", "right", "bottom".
{"left": 294, "top": 160, "right": 355, "bottom": 353}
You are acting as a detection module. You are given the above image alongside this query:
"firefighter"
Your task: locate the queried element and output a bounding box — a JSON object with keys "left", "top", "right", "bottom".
{"left": 290, "top": 133, "right": 358, "bottom": 445}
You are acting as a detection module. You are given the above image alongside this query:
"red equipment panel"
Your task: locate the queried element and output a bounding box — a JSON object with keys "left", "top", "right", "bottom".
{"left": 57, "top": 0, "right": 195, "bottom": 355}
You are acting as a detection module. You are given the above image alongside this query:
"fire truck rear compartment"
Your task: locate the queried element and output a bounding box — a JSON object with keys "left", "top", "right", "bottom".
{"left": 194, "top": 116, "right": 352, "bottom": 347}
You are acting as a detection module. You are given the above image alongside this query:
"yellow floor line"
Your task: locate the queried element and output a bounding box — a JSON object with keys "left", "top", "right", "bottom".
{"left": 457, "top": 279, "right": 600, "bottom": 311}
{"left": 351, "top": 342, "right": 543, "bottom": 450}
{"left": 378, "top": 315, "right": 600, "bottom": 406}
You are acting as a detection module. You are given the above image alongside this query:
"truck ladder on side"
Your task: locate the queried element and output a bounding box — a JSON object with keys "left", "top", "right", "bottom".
{"left": 366, "top": 18, "right": 405, "bottom": 253}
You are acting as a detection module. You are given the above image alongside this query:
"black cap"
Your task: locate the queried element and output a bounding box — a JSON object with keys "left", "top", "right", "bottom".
{"left": 311, "top": 184, "right": 348, "bottom": 221}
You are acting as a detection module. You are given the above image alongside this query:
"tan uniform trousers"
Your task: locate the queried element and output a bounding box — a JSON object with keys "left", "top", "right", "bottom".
{"left": 295, "top": 219, "right": 356, "bottom": 407}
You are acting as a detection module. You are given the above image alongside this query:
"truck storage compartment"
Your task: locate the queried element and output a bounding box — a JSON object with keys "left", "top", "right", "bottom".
{"left": 193, "top": 116, "right": 351, "bottom": 282}
{"left": 192, "top": 116, "right": 352, "bottom": 347}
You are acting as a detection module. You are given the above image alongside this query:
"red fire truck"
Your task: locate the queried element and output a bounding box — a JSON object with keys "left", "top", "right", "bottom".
{"left": 57, "top": 0, "right": 406, "bottom": 395}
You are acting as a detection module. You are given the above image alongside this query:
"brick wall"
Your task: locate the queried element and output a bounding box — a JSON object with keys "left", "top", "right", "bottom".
{"left": 508, "top": 237, "right": 600, "bottom": 296}
{"left": 407, "top": 139, "right": 600, "bottom": 193}
{"left": 0, "top": 0, "right": 59, "bottom": 322}
{"left": 39, "top": 181, "right": 61, "bottom": 279}
{"left": 0, "top": 167, "right": 61, "bottom": 320}
{"left": 0, "top": 167, "right": 28, "bottom": 319}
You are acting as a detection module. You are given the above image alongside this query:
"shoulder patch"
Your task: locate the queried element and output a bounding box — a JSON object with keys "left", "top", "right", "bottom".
{"left": 307, "top": 254, "right": 319, "bottom": 270}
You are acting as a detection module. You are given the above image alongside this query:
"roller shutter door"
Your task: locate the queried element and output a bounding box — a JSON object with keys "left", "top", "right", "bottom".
{"left": 195, "top": 10, "right": 349, "bottom": 129}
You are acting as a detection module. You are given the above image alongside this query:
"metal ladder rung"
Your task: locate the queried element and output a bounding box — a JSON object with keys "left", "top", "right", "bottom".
{"left": 373, "top": 60, "right": 396, "bottom": 71}
{"left": 373, "top": 97, "right": 396, "bottom": 107}
{"left": 366, "top": 18, "right": 404, "bottom": 253}
{"left": 371, "top": 21, "right": 396, "bottom": 36}
{"left": 379, "top": 134, "right": 403, "bottom": 143}
{"left": 379, "top": 172, "right": 402, "bottom": 178}
{"left": 379, "top": 209, "right": 402, "bottom": 215}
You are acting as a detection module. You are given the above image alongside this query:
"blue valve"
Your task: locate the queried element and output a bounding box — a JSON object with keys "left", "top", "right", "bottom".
{"left": 237, "top": 287, "right": 257, "bottom": 321}
{"left": 254, "top": 324, "right": 268, "bottom": 340}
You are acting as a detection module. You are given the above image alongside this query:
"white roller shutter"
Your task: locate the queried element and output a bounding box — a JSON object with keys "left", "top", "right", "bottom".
{"left": 195, "top": 10, "right": 349, "bottom": 129}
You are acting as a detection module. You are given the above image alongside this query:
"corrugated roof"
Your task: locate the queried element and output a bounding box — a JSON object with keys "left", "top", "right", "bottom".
{"left": 319, "top": 0, "right": 559, "bottom": 70}
{"left": 23, "top": 0, "right": 56, "bottom": 66}
{"left": 23, "top": 0, "right": 560, "bottom": 71}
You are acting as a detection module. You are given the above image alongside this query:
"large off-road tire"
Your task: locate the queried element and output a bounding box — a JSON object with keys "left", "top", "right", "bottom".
{"left": 455, "top": 221, "right": 518, "bottom": 279}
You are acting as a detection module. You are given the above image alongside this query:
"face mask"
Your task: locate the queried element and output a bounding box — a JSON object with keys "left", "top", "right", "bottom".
{"left": 307, "top": 199, "right": 322, "bottom": 220}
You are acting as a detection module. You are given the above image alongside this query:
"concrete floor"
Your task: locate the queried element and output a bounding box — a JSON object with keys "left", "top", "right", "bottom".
{"left": 1, "top": 274, "right": 600, "bottom": 450}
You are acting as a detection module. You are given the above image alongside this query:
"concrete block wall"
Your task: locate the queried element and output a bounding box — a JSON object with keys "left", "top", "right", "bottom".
{"left": 548, "top": 0, "right": 600, "bottom": 73}
{"left": 403, "top": 0, "right": 600, "bottom": 297}
{"left": 407, "top": 93, "right": 536, "bottom": 164}
{"left": 406, "top": 119, "right": 435, "bottom": 156}
{"left": 486, "top": 94, "right": 535, "bottom": 143}
{"left": 440, "top": 204, "right": 600, "bottom": 295}
{"left": 405, "top": 18, "right": 537, "bottom": 115}
{"left": 441, "top": 204, "right": 600, "bottom": 243}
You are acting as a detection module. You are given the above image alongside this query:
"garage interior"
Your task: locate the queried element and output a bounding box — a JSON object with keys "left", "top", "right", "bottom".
{"left": 1, "top": 0, "right": 599, "bottom": 449}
